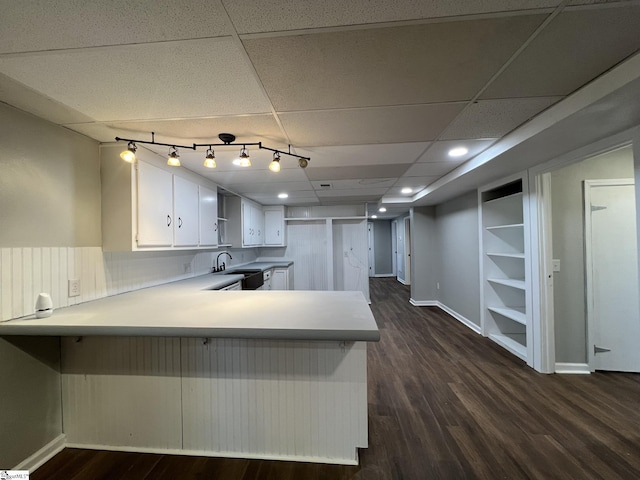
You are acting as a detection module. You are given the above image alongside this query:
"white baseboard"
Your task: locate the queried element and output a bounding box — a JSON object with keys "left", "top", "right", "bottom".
{"left": 373, "top": 273, "right": 395, "bottom": 278}
{"left": 64, "top": 443, "right": 358, "bottom": 466}
{"left": 437, "top": 302, "right": 482, "bottom": 335}
{"left": 409, "top": 298, "right": 438, "bottom": 307}
{"left": 397, "top": 278, "right": 410, "bottom": 285}
{"left": 14, "top": 434, "right": 66, "bottom": 472}
{"left": 555, "top": 363, "right": 591, "bottom": 374}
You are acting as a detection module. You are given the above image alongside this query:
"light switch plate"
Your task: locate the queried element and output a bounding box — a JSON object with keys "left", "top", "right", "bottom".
{"left": 552, "top": 259, "right": 561, "bottom": 272}
{"left": 68, "top": 279, "right": 81, "bottom": 297}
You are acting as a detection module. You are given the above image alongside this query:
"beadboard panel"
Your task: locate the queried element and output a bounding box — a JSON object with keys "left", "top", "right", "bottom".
{"left": 61, "top": 336, "right": 183, "bottom": 449}
{"left": 332, "top": 220, "right": 370, "bottom": 301}
{"left": 0, "top": 247, "right": 218, "bottom": 321}
{"left": 284, "top": 221, "right": 329, "bottom": 291}
{"left": 60, "top": 337, "right": 368, "bottom": 464}
{"left": 180, "top": 338, "right": 368, "bottom": 463}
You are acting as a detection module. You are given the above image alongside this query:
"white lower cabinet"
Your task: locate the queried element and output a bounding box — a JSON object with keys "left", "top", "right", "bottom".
{"left": 272, "top": 266, "right": 293, "bottom": 290}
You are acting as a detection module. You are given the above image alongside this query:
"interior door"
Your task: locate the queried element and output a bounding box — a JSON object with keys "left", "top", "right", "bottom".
{"left": 396, "top": 220, "right": 405, "bottom": 283}
{"left": 367, "top": 222, "right": 375, "bottom": 277}
{"left": 404, "top": 217, "right": 411, "bottom": 286}
{"left": 585, "top": 179, "right": 640, "bottom": 372}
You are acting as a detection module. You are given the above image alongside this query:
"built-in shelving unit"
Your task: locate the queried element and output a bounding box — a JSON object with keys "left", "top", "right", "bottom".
{"left": 479, "top": 173, "right": 532, "bottom": 365}
{"left": 216, "top": 192, "right": 232, "bottom": 247}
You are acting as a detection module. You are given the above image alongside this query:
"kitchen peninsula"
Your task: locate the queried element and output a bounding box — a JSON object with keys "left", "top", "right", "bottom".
{"left": 0, "top": 273, "right": 379, "bottom": 465}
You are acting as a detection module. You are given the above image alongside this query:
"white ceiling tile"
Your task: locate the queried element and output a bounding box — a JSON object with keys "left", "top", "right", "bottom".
{"left": 227, "top": 0, "right": 558, "bottom": 34}
{"left": 0, "top": 0, "right": 232, "bottom": 54}
{"left": 317, "top": 187, "right": 388, "bottom": 197}
{"left": 280, "top": 104, "right": 465, "bottom": 146}
{"left": 99, "top": 115, "right": 285, "bottom": 145}
{"left": 441, "top": 97, "right": 563, "bottom": 139}
{"left": 481, "top": 5, "right": 640, "bottom": 98}
{"left": 417, "top": 139, "right": 497, "bottom": 163}
{"left": 296, "top": 143, "right": 429, "bottom": 167}
{"left": 195, "top": 167, "right": 309, "bottom": 186}
{"left": 389, "top": 177, "right": 440, "bottom": 191}
{"left": 225, "top": 182, "right": 314, "bottom": 194}
{"left": 243, "top": 16, "right": 545, "bottom": 110}
{"left": 311, "top": 178, "right": 397, "bottom": 190}
{"left": 306, "top": 164, "right": 412, "bottom": 181}
{"left": 403, "top": 162, "right": 462, "bottom": 177}
{"left": 0, "top": 38, "right": 272, "bottom": 122}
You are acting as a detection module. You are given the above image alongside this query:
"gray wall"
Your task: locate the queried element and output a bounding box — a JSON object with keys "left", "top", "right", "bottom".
{"left": 0, "top": 103, "right": 101, "bottom": 247}
{"left": 435, "top": 191, "right": 481, "bottom": 326}
{"left": 410, "top": 206, "right": 438, "bottom": 301}
{"left": 0, "top": 104, "right": 101, "bottom": 466}
{"left": 373, "top": 220, "right": 392, "bottom": 275}
{"left": 551, "top": 146, "right": 634, "bottom": 363}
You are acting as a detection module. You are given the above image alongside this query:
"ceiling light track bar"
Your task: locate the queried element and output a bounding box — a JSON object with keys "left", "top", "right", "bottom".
{"left": 115, "top": 132, "right": 195, "bottom": 151}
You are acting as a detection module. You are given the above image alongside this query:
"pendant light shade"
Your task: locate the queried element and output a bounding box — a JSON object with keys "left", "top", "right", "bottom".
{"left": 120, "top": 141, "right": 137, "bottom": 163}
{"left": 167, "top": 146, "right": 181, "bottom": 167}
{"left": 233, "top": 146, "right": 251, "bottom": 167}
{"left": 269, "top": 151, "right": 281, "bottom": 172}
{"left": 204, "top": 147, "right": 216, "bottom": 168}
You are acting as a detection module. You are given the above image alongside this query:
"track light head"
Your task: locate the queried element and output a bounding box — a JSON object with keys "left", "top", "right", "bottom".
{"left": 204, "top": 147, "right": 216, "bottom": 168}
{"left": 269, "top": 152, "right": 281, "bottom": 172}
{"left": 167, "top": 146, "right": 181, "bottom": 167}
{"left": 298, "top": 157, "right": 309, "bottom": 169}
{"left": 120, "top": 141, "right": 137, "bottom": 163}
{"left": 233, "top": 146, "right": 251, "bottom": 167}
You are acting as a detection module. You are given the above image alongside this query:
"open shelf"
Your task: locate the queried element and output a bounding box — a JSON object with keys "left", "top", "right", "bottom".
{"left": 489, "top": 333, "right": 527, "bottom": 361}
{"left": 483, "top": 191, "right": 523, "bottom": 205}
{"left": 487, "top": 307, "right": 526, "bottom": 325}
{"left": 486, "top": 223, "right": 524, "bottom": 231}
{"left": 487, "top": 278, "right": 526, "bottom": 290}
{"left": 487, "top": 252, "right": 525, "bottom": 259}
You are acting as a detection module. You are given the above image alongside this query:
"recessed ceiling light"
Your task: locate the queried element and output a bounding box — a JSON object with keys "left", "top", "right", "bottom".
{"left": 278, "top": 193, "right": 288, "bottom": 199}
{"left": 401, "top": 187, "right": 413, "bottom": 194}
{"left": 448, "top": 147, "right": 468, "bottom": 157}
{"left": 379, "top": 207, "right": 387, "bottom": 212}
{"left": 371, "top": 215, "right": 378, "bottom": 219}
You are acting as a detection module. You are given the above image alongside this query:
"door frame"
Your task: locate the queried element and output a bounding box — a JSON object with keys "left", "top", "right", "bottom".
{"left": 528, "top": 125, "right": 639, "bottom": 373}
{"left": 391, "top": 220, "right": 398, "bottom": 276}
{"left": 404, "top": 216, "right": 411, "bottom": 286}
{"left": 583, "top": 179, "right": 637, "bottom": 371}
{"left": 367, "top": 222, "right": 375, "bottom": 277}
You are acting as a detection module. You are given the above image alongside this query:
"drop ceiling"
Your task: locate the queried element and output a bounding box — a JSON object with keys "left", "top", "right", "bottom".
{"left": 0, "top": 0, "right": 639, "bottom": 219}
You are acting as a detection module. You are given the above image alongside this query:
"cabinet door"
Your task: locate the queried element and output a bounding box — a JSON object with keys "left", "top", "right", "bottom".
{"left": 137, "top": 161, "right": 173, "bottom": 247}
{"left": 173, "top": 176, "right": 199, "bottom": 247}
{"left": 199, "top": 185, "right": 218, "bottom": 247}
{"left": 272, "top": 268, "right": 288, "bottom": 290}
{"left": 253, "top": 204, "right": 264, "bottom": 246}
{"left": 242, "top": 201, "right": 253, "bottom": 246}
{"left": 264, "top": 208, "right": 285, "bottom": 245}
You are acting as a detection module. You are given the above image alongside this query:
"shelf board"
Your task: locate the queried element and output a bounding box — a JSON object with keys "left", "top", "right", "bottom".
{"left": 487, "top": 278, "right": 526, "bottom": 290}
{"left": 485, "top": 223, "right": 524, "bottom": 231}
{"left": 217, "top": 217, "right": 228, "bottom": 222}
{"left": 486, "top": 252, "right": 525, "bottom": 259}
{"left": 217, "top": 243, "right": 232, "bottom": 248}
{"left": 489, "top": 333, "right": 527, "bottom": 361}
{"left": 487, "top": 307, "right": 526, "bottom": 325}
{"left": 483, "top": 191, "right": 523, "bottom": 205}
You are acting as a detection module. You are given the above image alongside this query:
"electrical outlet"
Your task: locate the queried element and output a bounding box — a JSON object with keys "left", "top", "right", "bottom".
{"left": 68, "top": 279, "right": 81, "bottom": 297}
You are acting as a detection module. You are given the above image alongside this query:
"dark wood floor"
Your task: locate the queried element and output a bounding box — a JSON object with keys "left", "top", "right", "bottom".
{"left": 33, "top": 278, "right": 640, "bottom": 479}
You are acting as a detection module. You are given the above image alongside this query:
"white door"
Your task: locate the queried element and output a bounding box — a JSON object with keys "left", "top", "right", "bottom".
{"left": 396, "top": 220, "right": 405, "bottom": 283}
{"left": 585, "top": 179, "right": 640, "bottom": 372}
{"left": 173, "top": 176, "right": 199, "bottom": 247}
{"left": 137, "top": 161, "right": 173, "bottom": 247}
{"left": 391, "top": 221, "right": 398, "bottom": 276}
{"left": 198, "top": 185, "right": 218, "bottom": 247}
{"left": 367, "top": 222, "right": 375, "bottom": 277}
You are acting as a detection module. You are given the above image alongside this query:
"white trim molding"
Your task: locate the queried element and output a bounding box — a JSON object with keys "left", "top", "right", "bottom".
{"left": 374, "top": 273, "right": 395, "bottom": 278}
{"left": 555, "top": 363, "right": 591, "bottom": 374}
{"left": 409, "top": 299, "right": 437, "bottom": 307}
{"left": 437, "top": 302, "right": 482, "bottom": 335}
{"left": 14, "top": 434, "right": 66, "bottom": 473}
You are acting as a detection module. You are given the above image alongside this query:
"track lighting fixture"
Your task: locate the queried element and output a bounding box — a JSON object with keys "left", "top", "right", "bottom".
{"left": 167, "top": 146, "right": 181, "bottom": 167}
{"left": 115, "top": 132, "right": 310, "bottom": 170}
{"left": 233, "top": 146, "right": 251, "bottom": 167}
{"left": 120, "top": 141, "right": 137, "bottom": 163}
{"left": 204, "top": 147, "right": 216, "bottom": 168}
{"left": 269, "top": 152, "right": 281, "bottom": 172}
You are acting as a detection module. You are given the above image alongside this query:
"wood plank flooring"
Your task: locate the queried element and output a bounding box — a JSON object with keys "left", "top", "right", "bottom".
{"left": 32, "top": 278, "right": 640, "bottom": 479}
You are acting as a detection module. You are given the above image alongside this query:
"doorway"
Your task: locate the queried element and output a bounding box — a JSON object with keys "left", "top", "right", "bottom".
{"left": 404, "top": 217, "right": 411, "bottom": 286}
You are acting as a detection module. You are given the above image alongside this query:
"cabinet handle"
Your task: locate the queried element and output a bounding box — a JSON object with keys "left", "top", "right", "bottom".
{"left": 277, "top": 230, "right": 280, "bottom": 237}
{"left": 178, "top": 217, "right": 183, "bottom": 228}
{"left": 214, "top": 223, "right": 218, "bottom": 232}
{"left": 167, "top": 215, "right": 172, "bottom": 227}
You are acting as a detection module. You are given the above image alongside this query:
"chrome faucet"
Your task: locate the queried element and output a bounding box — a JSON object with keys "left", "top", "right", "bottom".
{"left": 213, "top": 252, "right": 233, "bottom": 273}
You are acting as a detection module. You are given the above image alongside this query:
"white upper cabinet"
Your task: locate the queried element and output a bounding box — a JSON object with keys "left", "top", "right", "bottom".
{"left": 137, "top": 160, "right": 174, "bottom": 247}
{"left": 199, "top": 186, "right": 218, "bottom": 247}
{"left": 228, "top": 197, "right": 265, "bottom": 247}
{"left": 173, "top": 176, "right": 199, "bottom": 247}
{"left": 264, "top": 206, "right": 286, "bottom": 246}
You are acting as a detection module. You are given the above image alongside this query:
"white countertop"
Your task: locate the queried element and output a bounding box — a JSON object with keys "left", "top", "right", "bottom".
{"left": 0, "top": 274, "right": 380, "bottom": 342}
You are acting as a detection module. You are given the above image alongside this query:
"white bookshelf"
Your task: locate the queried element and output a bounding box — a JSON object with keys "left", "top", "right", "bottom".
{"left": 479, "top": 173, "right": 532, "bottom": 365}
